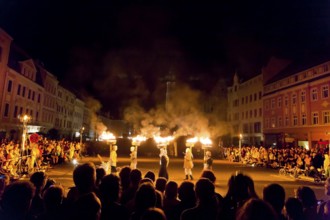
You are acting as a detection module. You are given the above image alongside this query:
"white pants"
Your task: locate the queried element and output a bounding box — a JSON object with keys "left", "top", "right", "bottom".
{"left": 185, "top": 168, "right": 192, "bottom": 176}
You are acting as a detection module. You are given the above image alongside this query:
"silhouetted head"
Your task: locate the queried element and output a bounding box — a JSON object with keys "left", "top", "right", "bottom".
{"left": 73, "top": 162, "right": 96, "bottom": 193}
{"left": 263, "top": 183, "right": 285, "bottom": 214}
{"left": 236, "top": 198, "right": 277, "bottom": 220}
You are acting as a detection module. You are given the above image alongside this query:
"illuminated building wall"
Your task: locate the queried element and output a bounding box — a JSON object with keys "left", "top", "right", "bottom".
{"left": 227, "top": 73, "right": 264, "bottom": 146}
{"left": 263, "top": 60, "right": 330, "bottom": 148}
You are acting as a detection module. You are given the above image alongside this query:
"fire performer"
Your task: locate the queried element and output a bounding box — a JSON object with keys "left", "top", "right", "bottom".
{"left": 158, "top": 147, "right": 169, "bottom": 180}
{"left": 204, "top": 150, "right": 213, "bottom": 170}
{"left": 184, "top": 147, "right": 194, "bottom": 180}
{"left": 130, "top": 146, "right": 138, "bottom": 169}
{"left": 109, "top": 145, "right": 118, "bottom": 174}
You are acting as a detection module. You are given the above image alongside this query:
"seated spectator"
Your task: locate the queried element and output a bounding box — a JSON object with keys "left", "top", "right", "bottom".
{"left": 284, "top": 197, "right": 304, "bottom": 220}
{"left": 236, "top": 198, "right": 278, "bottom": 220}
{"left": 263, "top": 183, "right": 286, "bottom": 220}
{"left": 181, "top": 178, "right": 219, "bottom": 220}
{"left": 0, "top": 181, "right": 35, "bottom": 220}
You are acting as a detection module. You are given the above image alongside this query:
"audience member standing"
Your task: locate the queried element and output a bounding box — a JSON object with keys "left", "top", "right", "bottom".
{"left": 263, "top": 183, "right": 286, "bottom": 220}
{"left": 181, "top": 178, "right": 219, "bottom": 220}
{"left": 99, "top": 174, "right": 129, "bottom": 220}
{"left": 0, "top": 181, "right": 35, "bottom": 220}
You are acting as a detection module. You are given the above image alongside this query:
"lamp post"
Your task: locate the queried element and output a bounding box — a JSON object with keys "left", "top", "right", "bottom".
{"left": 18, "top": 114, "right": 31, "bottom": 175}
{"left": 239, "top": 134, "right": 243, "bottom": 162}
{"left": 327, "top": 131, "right": 330, "bottom": 154}
{"left": 80, "top": 127, "right": 84, "bottom": 146}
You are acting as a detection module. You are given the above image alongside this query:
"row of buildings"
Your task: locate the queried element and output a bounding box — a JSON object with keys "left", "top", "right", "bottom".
{"left": 1, "top": 27, "right": 329, "bottom": 149}
{"left": 0, "top": 28, "right": 128, "bottom": 141}
{"left": 227, "top": 57, "right": 330, "bottom": 149}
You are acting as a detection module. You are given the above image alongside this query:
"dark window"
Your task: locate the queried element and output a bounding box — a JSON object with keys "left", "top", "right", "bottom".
{"left": 4, "top": 103, "right": 9, "bottom": 117}
{"left": 19, "top": 107, "right": 23, "bottom": 115}
{"left": 38, "top": 94, "right": 41, "bottom": 103}
{"left": 13, "top": 106, "right": 18, "bottom": 118}
{"left": 17, "top": 84, "right": 21, "bottom": 95}
{"left": 7, "top": 80, "right": 12, "bottom": 92}
{"left": 28, "top": 90, "right": 31, "bottom": 99}
{"left": 32, "top": 91, "right": 35, "bottom": 101}
{"left": 22, "top": 87, "right": 26, "bottom": 97}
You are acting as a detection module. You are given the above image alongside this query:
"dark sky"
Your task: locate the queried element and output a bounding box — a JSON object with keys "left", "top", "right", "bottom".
{"left": 1, "top": 0, "right": 330, "bottom": 118}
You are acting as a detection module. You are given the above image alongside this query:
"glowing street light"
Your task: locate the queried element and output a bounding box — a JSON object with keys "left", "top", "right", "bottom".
{"left": 80, "top": 127, "right": 85, "bottom": 146}
{"left": 239, "top": 133, "right": 243, "bottom": 162}
{"left": 18, "top": 114, "right": 31, "bottom": 175}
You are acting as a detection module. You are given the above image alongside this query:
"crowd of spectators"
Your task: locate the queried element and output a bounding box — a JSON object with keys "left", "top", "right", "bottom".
{"left": 0, "top": 138, "right": 83, "bottom": 178}
{"left": 1, "top": 161, "right": 330, "bottom": 220}
{"left": 225, "top": 145, "right": 328, "bottom": 172}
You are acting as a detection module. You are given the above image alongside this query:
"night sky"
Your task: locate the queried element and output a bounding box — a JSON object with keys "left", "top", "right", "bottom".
{"left": 1, "top": 0, "right": 330, "bottom": 118}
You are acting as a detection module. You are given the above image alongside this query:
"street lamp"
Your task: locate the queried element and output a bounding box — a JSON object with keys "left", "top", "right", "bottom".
{"left": 327, "top": 131, "right": 330, "bottom": 154}
{"left": 18, "top": 114, "right": 31, "bottom": 175}
{"left": 239, "top": 133, "right": 243, "bottom": 162}
{"left": 80, "top": 127, "right": 85, "bottom": 146}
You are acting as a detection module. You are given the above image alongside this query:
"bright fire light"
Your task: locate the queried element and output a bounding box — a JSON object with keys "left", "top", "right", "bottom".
{"left": 154, "top": 136, "right": 174, "bottom": 146}
{"left": 200, "top": 137, "right": 212, "bottom": 146}
{"left": 186, "top": 137, "right": 212, "bottom": 148}
{"left": 132, "top": 135, "right": 147, "bottom": 146}
{"left": 99, "top": 131, "right": 116, "bottom": 143}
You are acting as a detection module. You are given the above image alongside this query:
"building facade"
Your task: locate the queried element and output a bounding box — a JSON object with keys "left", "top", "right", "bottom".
{"left": 0, "top": 28, "right": 89, "bottom": 140}
{"left": 263, "top": 60, "right": 330, "bottom": 149}
{"left": 227, "top": 73, "right": 264, "bottom": 146}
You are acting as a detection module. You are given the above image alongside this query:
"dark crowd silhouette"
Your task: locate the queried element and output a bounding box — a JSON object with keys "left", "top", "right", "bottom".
{"left": 1, "top": 162, "right": 330, "bottom": 220}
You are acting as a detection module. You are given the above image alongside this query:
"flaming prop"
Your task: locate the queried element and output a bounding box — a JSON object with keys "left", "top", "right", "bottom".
{"left": 132, "top": 135, "right": 147, "bottom": 146}
{"left": 154, "top": 135, "right": 174, "bottom": 148}
{"left": 186, "top": 137, "right": 199, "bottom": 147}
{"left": 200, "top": 137, "right": 212, "bottom": 148}
{"left": 99, "top": 131, "right": 117, "bottom": 144}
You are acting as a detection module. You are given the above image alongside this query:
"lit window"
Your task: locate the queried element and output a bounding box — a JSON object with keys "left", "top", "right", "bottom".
{"left": 293, "top": 115, "right": 298, "bottom": 126}
{"left": 312, "top": 112, "right": 319, "bottom": 125}
{"left": 292, "top": 93, "right": 297, "bottom": 105}
{"left": 271, "top": 99, "right": 275, "bottom": 109}
{"left": 301, "top": 90, "right": 306, "bottom": 103}
{"left": 284, "top": 96, "right": 289, "bottom": 106}
{"left": 278, "top": 117, "right": 282, "bottom": 127}
{"left": 311, "top": 88, "right": 318, "bottom": 101}
{"left": 323, "top": 111, "right": 330, "bottom": 124}
{"left": 302, "top": 114, "right": 307, "bottom": 125}
{"left": 322, "top": 85, "right": 329, "bottom": 99}
{"left": 278, "top": 97, "right": 282, "bottom": 108}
